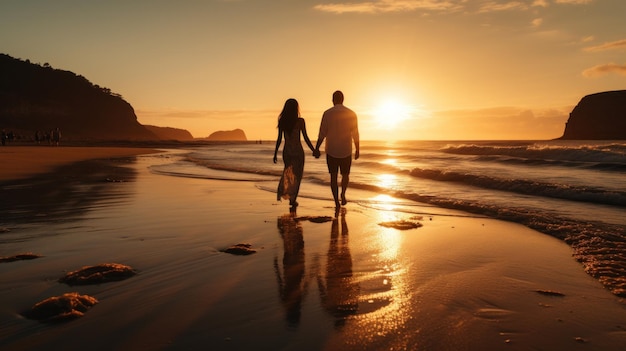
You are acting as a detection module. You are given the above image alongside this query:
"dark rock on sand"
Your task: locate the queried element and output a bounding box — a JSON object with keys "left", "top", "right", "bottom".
{"left": 295, "top": 216, "right": 334, "bottom": 223}
{"left": 222, "top": 243, "right": 257, "bottom": 255}
{"left": 378, "top": 220, "right": 423, "bottom": 230}
{"left": 23, "top": 292, "right": 98, "bottom": 323}
{"left": 535, "top": 289, "right": 565, "bottom": 297}
{"left": 59, "top": 263, "right": 136, "bottom": 285}
{"left": 0, "top": 253, "right": 42, "bottom": 263}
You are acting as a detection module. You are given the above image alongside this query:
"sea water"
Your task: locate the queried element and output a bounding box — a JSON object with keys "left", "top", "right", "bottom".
{"left": 151, "top": 140, "right": 625, "bottom": 229}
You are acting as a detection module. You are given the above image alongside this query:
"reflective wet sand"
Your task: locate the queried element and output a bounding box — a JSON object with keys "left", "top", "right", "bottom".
{"left": 1, "top": 149, "right": 626, "bottom": 350}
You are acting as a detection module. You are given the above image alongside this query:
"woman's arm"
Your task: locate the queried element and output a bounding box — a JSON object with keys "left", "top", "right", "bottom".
{"left": 273, "top": 128, "right": 283, "bottom": 163}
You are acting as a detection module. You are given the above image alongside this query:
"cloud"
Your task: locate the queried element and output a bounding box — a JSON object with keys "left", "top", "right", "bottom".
{"left": 582, "top": 63, "right": 626, "bottom": 78}
{"left": 531, "top": 18, "right": 543, "bottom": 28}
{"left": 584, "top": 39, "right": 626, "bottom": 52}
{"left": 314, "top": 0, "right": 592, "bottom": 15}
{"left": 477, "top": 1, "right": 528, "bottom": 13}
{"left": 313, "top": 0, "right": 461, "bottom": 14}
{"left": 554, "top": 0, "right": 593, "bottom": 4}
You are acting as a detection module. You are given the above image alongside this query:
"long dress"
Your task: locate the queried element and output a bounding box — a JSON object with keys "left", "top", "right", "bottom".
{"left": 277, "top": 125, "right": 305, "bottom": 204}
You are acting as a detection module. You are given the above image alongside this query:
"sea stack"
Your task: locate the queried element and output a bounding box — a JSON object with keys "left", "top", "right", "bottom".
{"left": 560, "top": 90, "right": 626, "bottom": 140}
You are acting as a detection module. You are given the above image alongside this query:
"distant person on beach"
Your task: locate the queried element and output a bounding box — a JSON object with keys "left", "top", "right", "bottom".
{"left": 314, "top": 90, "right": 360, "bottom": 209}
{"left": 52, "top": 127, "right": 61, "bottom": 146}
{"left": 274, "top": 98, "right": 316, "bottom": 210}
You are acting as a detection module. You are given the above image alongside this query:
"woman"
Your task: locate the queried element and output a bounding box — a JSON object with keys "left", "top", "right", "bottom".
{"left": 273, "top": 98, "right": 315, "bottom": 209}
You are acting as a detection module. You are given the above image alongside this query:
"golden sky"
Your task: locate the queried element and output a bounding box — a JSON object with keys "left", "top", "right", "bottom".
{"left": 1, "top": 0, "right": 625, "bottom": 140}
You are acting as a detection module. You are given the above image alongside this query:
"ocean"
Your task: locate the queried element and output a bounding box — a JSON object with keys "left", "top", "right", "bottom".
{"left": 151, "top": 140, "right": 626, "bottom": 296}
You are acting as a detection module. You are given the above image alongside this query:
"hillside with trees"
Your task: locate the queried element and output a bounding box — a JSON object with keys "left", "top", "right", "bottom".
{"left": 0, "top": 53, "right": 161, "bottom": 141}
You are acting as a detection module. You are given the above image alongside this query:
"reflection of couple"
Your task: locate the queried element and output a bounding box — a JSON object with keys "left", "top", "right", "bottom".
{"left": 274, "top": 210, "right": 358, "bottom": 329}
{"left": 273, "top": 91, "right": 360, "bottom": 210}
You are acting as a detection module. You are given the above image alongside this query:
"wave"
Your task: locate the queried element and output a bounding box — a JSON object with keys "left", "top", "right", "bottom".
{"left": 442, "top": 143, "right": 626, "bottom": 165}
{"left": 408, "top": 167, "right": 626, "bottom": 207}
{"left": 472, "top": 155, "right": 626, "bottom": 172}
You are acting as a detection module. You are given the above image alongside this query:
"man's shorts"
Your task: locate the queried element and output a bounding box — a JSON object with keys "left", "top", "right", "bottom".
{"left": 326, "top": 155, "right": 352, "bottom": 175}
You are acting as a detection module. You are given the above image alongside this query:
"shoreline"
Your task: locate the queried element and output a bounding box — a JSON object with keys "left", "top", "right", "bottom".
{"left": 0, "top": 145, "right": 160, "bottom": 182}
{"left": 1, "top": 146, "right": 626, "bottom": 350}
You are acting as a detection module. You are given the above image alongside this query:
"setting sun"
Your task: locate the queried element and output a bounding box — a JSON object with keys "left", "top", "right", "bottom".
{"left": 374, "top": 99, "right": 413, "bottom": 129}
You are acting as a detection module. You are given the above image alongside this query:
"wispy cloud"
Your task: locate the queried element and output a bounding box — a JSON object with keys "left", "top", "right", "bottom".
{"left": 477, "top": 1, "right": 528, "bottom": 13}
{"left": 582, "top": 63, "right": 626, "bottom": 77}
{"left": 555, "top": 0, "right": 593, "bottom": 4}
{"left": 313, "top": 0, "right": 461, "bottom": 14}
{"left": 531, "top": 18, "right": 543, "bottom": 28}
{"left": 314, "top": 0, "right": 592, "bottom": 15}
{"left": 584, "top": 39, "right": 626, "bottom": 52}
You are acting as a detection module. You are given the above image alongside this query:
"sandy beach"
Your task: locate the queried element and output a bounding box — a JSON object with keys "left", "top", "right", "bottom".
{"left": 1, "top": 146, "right": 626, "bottom": 351}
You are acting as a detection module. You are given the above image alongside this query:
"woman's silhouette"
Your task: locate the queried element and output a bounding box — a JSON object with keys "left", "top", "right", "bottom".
{"left": 273, "top": 98, "right": 315, "bottom": 210}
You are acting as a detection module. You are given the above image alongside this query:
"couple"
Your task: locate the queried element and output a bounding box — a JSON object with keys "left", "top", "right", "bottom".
{"left": 273, "top": 90, "right": 360, "bottom": 211}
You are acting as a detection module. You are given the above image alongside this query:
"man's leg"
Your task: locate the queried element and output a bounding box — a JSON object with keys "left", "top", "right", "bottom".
{"left": 340, "top": 173, "right": 349, "bottom": 205}
{"left": 330, "top": 172, "right": 340, "bottom": 208}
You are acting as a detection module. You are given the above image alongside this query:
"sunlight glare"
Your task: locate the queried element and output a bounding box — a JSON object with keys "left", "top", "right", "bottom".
{"left": 376, "top": 174, "right": 398, "bottom": 191}
{"left": 374, "top": 99, "right": 413, "bottom": 129}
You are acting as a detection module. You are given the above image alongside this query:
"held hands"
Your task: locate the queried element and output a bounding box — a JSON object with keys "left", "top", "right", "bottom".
{"left": 313, "top": 149, "right": 321, "bottom": 159}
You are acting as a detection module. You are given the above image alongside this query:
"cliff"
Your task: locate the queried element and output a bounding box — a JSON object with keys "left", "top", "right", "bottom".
{"left": 560, "top": 90, "right": 626, "bottom": 140}
{"left": 0, "top": 53, "right": 157, "bottom": 141}
{"left": 207, "top": 129, "right": 247, "bottom": 141}
{"left": 144, "top": 125, "right": 194, "bottom": 140}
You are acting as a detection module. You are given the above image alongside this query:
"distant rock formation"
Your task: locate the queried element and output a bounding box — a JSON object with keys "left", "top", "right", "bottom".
{"left": 0, "top": 53, "right": 158, "bottom": 141}
{"left": 560, "top": 90, "right": 626, "bottom": 140}
{"left": 207, "top": 128, "right": 247, "bottom": 141}
{"left": 144, "top": 125, "right": 194, "bottom": 140}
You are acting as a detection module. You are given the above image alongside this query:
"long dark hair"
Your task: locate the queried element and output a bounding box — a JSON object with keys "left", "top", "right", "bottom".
{"left": 278, "top": 98, "right": 300, "bottom": 133}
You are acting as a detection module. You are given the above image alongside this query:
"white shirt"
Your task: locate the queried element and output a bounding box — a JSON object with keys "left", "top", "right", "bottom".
{"left": 318, "top": 104, "right": 359, "bottom": 158}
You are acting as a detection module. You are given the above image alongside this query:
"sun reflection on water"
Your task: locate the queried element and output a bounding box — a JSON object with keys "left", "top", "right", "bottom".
{"left": 375, "top": 174, "right": 398, "bottom": 190}
{"left": 326, "top": 203, "right": 414, "bottom": 349}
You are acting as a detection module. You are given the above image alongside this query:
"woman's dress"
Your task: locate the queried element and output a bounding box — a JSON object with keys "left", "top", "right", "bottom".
{"left": 277, "top": 125, "right": 305, "bottom": 204}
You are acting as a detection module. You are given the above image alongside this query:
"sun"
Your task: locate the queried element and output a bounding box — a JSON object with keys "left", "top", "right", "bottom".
{"left": 373, "top": 99, "right": 412, "bottom": 129}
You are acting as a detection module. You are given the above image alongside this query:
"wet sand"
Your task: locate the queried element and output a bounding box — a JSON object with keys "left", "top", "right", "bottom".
{"left": 1, "top": 147, "right": 626, "bottom": 350}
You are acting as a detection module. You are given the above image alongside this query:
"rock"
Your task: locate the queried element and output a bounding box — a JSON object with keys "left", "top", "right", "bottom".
{"left": 295, "top": 216, "right": 334, "bottom": 223}
{"left": 534, "top": 289, "right": 565, "bottom": 297}
{"left": 23, "top": 292, "right": 98, "bottom": 323}
{"left": 560, "top": 90, "right": 626, "bottom": 140}
{"left": 207, "top": 129, "right": 247, "bottom": 141}
{"left": 378, "top": 220, "right": 422, "bottom": 230}
{"left": 0, "top": 253, "right": 42, "bottom": 263}
{"left": 59, "top": 263, "right": 136, "bottom": 285}
{"left": 222, "top": 243, "right": 257, "bottom": 255}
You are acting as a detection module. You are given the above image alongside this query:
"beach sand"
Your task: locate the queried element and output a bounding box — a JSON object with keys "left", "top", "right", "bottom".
{"left": 1, "top": 146, "right": 626, "bottom": 350}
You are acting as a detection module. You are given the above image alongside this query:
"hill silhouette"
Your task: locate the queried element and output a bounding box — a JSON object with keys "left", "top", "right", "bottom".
{"left": 0, "top": 53, "right": 161, "bottom": 141}
{"left": 560, "top": 90, "right": 626, "bottom": 140}
{"left": 145, "top": 125, "right": 194, "bottom": 140}
{"left": 206, "top": 129, "right": 247, "bottom": 141}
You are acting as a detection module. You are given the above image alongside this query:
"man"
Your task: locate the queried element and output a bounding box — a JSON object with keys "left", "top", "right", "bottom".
{"left": 314, "top": 90, "right": 360, "bottom": 209}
